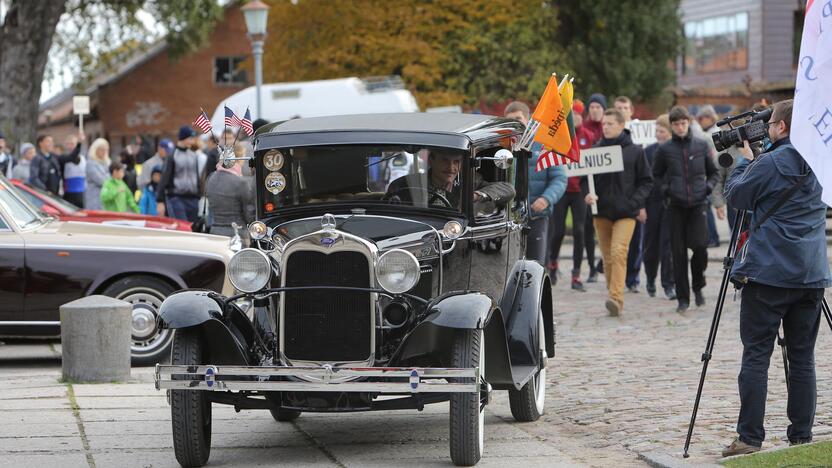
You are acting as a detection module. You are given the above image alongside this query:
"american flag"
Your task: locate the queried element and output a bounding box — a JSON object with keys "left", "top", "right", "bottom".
{"left": 239, "top": 108, "right": 253, "bottom": 136}
{"left": 224, "top": 105, "right": 243, "bottom": 128}
{"left": 536, "top": 150, "right": 571, "bottom": 172}
{"left": 192, "top": 111, "right": 212, "bottom": 134}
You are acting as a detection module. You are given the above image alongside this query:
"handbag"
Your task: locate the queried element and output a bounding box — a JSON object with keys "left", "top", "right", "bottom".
{"left": 191, "top": 196, "right": 212, "bottom": 233}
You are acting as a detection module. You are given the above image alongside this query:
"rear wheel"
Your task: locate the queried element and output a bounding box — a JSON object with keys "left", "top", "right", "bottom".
{"left": 508, "top": 311, "right": 548, "bottom": 422}
{"left": 269, "top": 407, "right": 301, "bottom": 422}
{"left": 170, "top": 329, "right": 212, "bottom": 467}
{"left": 449, "top": 328, "right": 485, "bottom": 466}
{"left": 101, "top": 275, "right": 175, "bottom": 366}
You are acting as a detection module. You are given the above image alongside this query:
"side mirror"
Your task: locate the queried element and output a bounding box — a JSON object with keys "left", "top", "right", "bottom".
{"left": 493, "top": 149, "right": 514, "bottom": 169}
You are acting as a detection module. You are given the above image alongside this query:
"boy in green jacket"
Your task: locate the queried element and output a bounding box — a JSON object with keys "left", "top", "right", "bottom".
{"left": 101, "top": 161, "right": 139, "bottom": 213}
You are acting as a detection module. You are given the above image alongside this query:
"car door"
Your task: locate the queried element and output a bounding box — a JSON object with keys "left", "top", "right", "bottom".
{"left": 0, "top": 212, "right": 25, "bottom": 321}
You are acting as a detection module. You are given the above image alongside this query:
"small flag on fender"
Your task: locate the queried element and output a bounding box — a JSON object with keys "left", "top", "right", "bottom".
{"left": 192, "top": 111, "right": 212, "bottom": 134}
{"left": 536, "top": 150, "right": 571, "bottom": 171}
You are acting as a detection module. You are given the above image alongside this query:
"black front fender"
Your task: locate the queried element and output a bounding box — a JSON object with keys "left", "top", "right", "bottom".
{"left": 157, "top": 290, "right": 253, "bottom": 365}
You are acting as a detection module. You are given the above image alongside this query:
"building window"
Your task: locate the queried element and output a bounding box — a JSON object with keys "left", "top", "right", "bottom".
{"left": 214, "top": 57, "right": 248, "bottom": 86}
{"left": 683, "top": 12, "right": 749, "bottom": 74}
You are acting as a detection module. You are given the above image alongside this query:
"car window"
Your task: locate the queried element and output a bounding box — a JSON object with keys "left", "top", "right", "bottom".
{"left": 19, "top": 183, "right": 79, "bottom": 212}
{"left": 0, "top": 180, "right": 43, "bottom": 229}
{"left": 260, "top": 145, "right": 467, "bottom": 214}
{"left": 15, "top": 188, "right": 45, "bottom": 209}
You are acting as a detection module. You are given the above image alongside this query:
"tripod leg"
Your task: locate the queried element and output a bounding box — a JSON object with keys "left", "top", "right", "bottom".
{"left": 822, "top": 297, "right": 832, "bottom": 334}
{"left": 683, "top": 209, "right": 746, "bottom": 458}
{"left": 778, "top": 331, "right": 789, "bottom": 394}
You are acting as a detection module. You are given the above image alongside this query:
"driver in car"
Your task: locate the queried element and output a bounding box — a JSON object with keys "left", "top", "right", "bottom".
{"left": 386, "top": 150, "right": 515, "bottom": 210}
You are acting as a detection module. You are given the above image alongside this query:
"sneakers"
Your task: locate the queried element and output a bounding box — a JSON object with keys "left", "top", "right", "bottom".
{"left": 586, "top": 270, "right": 598, "bottom": 283}
{"left": 605, "top": 299, "right": 621, "bottom": 317}
{"left": 596, "top": 259, "right": 604, "bottom": 274}
{"left": 695, "top": 289, "right": 706, "bottom": 307}
{"left": 722, "top": 438, "right": 761, "bottom": 457}
{"left": 546, "top": 261, "right": 559, "bottom": 286}
{"left": 664, "top": 286, "right": 677, "bottom": 300}
{"left": 627, "top": 284, "right": 639, "bottom": 294}
{"left": 676, "top": 301, "right": 689, "bottom": 313}
{"left": 571, "top": 277, "right": 586, "bottom": 292}
{"left": 645, "top": 282, "right": 656, "bottom": 297}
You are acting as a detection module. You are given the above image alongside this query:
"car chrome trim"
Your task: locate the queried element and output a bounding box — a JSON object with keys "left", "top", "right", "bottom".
{"left": 0, "top": 321, "right": 61, "bottom": 326}
{"left": 155, "top": 364, "right": 480, "bottom": 393}
{"left": 279, "top": 229, "right": 378, "bottom": 376}
{"left": 22, "top": 244, "right": 227, "bottom": 262}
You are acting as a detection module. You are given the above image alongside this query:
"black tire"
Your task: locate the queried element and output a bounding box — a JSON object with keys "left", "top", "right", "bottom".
{"left": 508, "top": 312, "right": 547, "bottom": 422}
{"left": 101, "top": 275, "right": 175, "bottom": 366}
{"left": 449, "top": 328, "right": 484, "bottom": 467}
{"left": 269, "top": 407, "right": 301, "bottom": 422}
{"left": 170, "top": 329, "right": 212, "bottom": 467}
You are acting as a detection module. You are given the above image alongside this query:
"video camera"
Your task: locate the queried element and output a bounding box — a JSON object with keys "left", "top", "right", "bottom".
{"left": 712, "top": 107, "right": 773, "bottom": 153}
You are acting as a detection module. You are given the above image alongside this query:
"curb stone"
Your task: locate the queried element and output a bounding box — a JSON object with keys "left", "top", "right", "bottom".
{"left": 638, "top": 451, "right": 722, "bottom": 468}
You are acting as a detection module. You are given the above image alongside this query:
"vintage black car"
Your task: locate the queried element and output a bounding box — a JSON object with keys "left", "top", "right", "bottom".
{"left": 155, "top": 113, "right": 555, "bottom": 467}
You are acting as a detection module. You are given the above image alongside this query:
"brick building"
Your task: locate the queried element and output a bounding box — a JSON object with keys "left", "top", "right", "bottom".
{"left": 675, "top": 0, "right": 805, "bottom": 113}
{"left": 39, "top": 2, "right": 251, "bottom": 152}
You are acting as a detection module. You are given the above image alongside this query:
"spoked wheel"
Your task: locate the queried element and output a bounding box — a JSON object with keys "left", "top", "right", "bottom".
{"left": 269, "top": 407, "right": 301, "bottom": 422}
{"left": 508, "top": 311, "right": 548, "bottom": 422}
{"left": 449, "top": 328, "right": 485, "bottom": 466}
{"left": 170, "top": 329, "right": 212, "bottom": 467}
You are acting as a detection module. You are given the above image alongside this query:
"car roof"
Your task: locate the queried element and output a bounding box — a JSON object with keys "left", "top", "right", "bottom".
{"left": 254, "top": 113, "right": 525, "bottom": 151}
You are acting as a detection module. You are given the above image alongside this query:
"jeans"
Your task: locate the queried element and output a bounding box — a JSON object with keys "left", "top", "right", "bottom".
{"left": 625, "top": 221, "right": 644, "bottom": 288}
{"left": 549, "top": 191, "right": 587, "bottom": 275}
{"left": 643, "top": 198, "right": 674, "bottom": 289}
{"left": 706, "top": 200, "right": 720, "bottom": 246}
{"left": 63, "top": 191, "right": 84, "bottom": 209}
{"left": 669, "top": 204, "right": 708, "bottom": 304}
{"left": 526, "top": 216, "right": 549, "bottom": 266}
{"left": 737, "top": 283, "right": 822, "bottom": 446}
{"left": 167, "top": 195, "right": 199, "bottom": 222}
{"left": 593, "top": 217, "right": 636, "bottom": 307}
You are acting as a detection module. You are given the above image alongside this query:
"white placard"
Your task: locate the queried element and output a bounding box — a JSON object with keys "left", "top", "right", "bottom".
{"left": 629, "top": 119, "right": 656, "bottom": 146}
{"left": 73, "top": 96, "right": 90, "bottom": 115}
{"left": 562, "top": 145, "right": 624, "bottom": 177}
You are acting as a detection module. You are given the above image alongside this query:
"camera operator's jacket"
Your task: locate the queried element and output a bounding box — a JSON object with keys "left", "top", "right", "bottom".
{"left": 651, "top": 130, "right": 719, "bottom": 207}
{"left": 725, "top": 137, "right": 831, "bottom": 289}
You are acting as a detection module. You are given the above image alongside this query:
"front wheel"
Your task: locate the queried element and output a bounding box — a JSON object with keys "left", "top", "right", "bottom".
{"left": 508, "top": 311, "right": 548, "bottom": 422}
{"left": 449, "top": 328, "right": 485, "bottom": 466}
{"left": 170, "top": 329, "right": 212, "bottom": 467}
{"left": 269, "top": 407, "right": 301, "bottom": 422}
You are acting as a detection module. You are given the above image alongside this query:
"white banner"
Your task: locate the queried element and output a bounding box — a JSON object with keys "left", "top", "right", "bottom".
{"left": 629, "top": 119, "right": 656, "bottom": 147}
{"left": 562, "top": 145, "right": 624, "bottom": 177}
{"left": 793, "top": 1, "right": 832, "bottom": 206}
{"left": 72, "top": 95, "right": 90, "bottom": 115}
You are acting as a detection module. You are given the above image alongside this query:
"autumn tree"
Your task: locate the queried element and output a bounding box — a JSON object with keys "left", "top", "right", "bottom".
{"left": 260, "top": 0, "right": 562, "bottom": 109}
{"left": 0, "top": 0, "right": 221, "bottom": 146}
{"left": 553, "top": 0, "right": 682, "bottom": 102}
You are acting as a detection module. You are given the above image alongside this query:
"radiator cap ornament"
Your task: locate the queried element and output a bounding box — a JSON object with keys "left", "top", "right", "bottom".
{"left": 320, "top": 213, "right": 338, "bottom": 247}
{"left": 321, "top": 213, "right": 337, "bottom": 231}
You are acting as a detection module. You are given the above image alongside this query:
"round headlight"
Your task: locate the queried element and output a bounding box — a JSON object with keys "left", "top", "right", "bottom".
{"left": 376, "top": 249, "right": 420, "bottom": 294}
{"left": 228, "top": 248, "right": 271, "bottom": 293}
{"left": 443, "top": 220, "right": 463, "bottom": 239}
{"left": 249, "top": 221, "right": 268, "bottom": 240}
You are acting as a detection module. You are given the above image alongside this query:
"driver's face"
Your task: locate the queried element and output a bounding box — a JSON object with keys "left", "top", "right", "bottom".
{"left": 430, "top": 152, "right": 462, "bottom": 187}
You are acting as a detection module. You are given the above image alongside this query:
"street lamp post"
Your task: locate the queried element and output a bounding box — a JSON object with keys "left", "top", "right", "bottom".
{"left": 241, "top": 1, "right": 270, "bottom": 121}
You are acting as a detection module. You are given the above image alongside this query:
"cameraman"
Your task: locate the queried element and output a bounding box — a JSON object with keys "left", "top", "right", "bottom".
{"left": 722, "top": 99, "right": 831, "bottom": 457}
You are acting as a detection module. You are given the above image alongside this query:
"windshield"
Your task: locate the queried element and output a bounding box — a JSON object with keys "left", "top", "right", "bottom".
{"left": 15, "top": 183, "right": 79, "bottom": 213}
{"left": 259, "top": 145, "right": 468, "bottom": 214}
{"left": 0, "top": 178, "right": 44, "bottom": 228}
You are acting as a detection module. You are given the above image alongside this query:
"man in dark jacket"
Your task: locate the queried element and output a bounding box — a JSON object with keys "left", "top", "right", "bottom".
{"left": 652, "top": 106, "right": 719, "bottom": 312}
{"left": 157, "top": 126, "right": 203, "bottom": 221}
{"left": 585, "top": 108, "right": 653, "bottom": 316}
{"left": 721, "top": 99, "right": 831, "bottom": 457}
{"left": 643, "top": 114, "right": 676, "bottom": 300}
{"left": 29, "top": 133, "right": 83, "bottom": 195}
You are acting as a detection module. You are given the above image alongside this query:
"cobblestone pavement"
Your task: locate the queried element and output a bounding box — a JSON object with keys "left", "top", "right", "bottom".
{"left": 542, "top": 245, "right": 832, "bottom": 466}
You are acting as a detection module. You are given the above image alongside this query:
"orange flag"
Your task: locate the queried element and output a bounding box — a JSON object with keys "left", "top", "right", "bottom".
{"left": 532, "top": 80, "right": 571, "bottom": 155}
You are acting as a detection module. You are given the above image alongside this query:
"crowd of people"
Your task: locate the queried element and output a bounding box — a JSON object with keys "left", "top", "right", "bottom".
{"left": 505, "top": 94, "right": 745, "bottom": 316}
{"left": 0, "top": 120, "right": 268, "bottom": 243}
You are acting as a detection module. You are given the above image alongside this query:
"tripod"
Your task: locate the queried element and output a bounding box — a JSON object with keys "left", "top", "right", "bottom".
{"left": 682, "top": 199, "right": 832, "bottom": 458}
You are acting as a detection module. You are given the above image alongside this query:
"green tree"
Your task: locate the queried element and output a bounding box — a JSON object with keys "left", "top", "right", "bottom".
{"left": 553, "top": 0, "right": 682, "bottom": 102}
{"left": 261, "top": 0, "right": 562, "bottom": 109}
{"left": 0, "top": 0, "right": 221, "bottom": 145}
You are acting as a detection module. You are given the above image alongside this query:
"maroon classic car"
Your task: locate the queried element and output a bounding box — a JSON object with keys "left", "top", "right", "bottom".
{"left": 10, "top": 178, "right": 191, "bottom": 231}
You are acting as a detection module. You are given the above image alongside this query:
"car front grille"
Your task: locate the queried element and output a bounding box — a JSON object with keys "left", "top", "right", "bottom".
{"left": 282, "top": 250, "right": 372, "bottom": 363}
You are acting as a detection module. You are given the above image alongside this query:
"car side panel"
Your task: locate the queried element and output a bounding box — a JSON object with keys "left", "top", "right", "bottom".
{"left": 0, "top": 232, "right": 25, "bottom": 321}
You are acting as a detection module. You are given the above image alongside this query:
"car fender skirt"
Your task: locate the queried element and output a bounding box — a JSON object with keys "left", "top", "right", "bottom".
{"left": 157, "top": 290, "right": 252, "bottom": 365}
{"left": 499, "top": 260, "right": 554, "bottom": 372}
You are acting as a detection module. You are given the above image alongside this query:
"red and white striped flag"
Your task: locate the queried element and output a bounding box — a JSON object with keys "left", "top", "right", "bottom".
{"left": 224, "top": 105, "right": 243, "bottom": 128}
{"left": 240, "top": 108, "right": 253, "bottom": 136}
{"left": 192, "top": 111, "right": 212, "bottom": 134}
{"left": 536, "top": 150, "right": 570, "bottom": 171}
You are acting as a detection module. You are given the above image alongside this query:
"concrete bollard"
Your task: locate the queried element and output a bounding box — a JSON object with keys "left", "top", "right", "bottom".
{"left": 61, "top": 295, "right": 132, "bottom": 382}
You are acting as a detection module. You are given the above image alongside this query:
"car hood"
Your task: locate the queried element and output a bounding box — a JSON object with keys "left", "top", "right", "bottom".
{"left": 24, "top": 220, "right": 233, "bottom": 261}
{"left": 274, "top": 215, "right": 457, "bottom": 251}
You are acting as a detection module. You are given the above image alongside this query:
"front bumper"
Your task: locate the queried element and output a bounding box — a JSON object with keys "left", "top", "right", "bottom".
{"left": 155, "top": 364, "right": 480, "bottom": 393}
